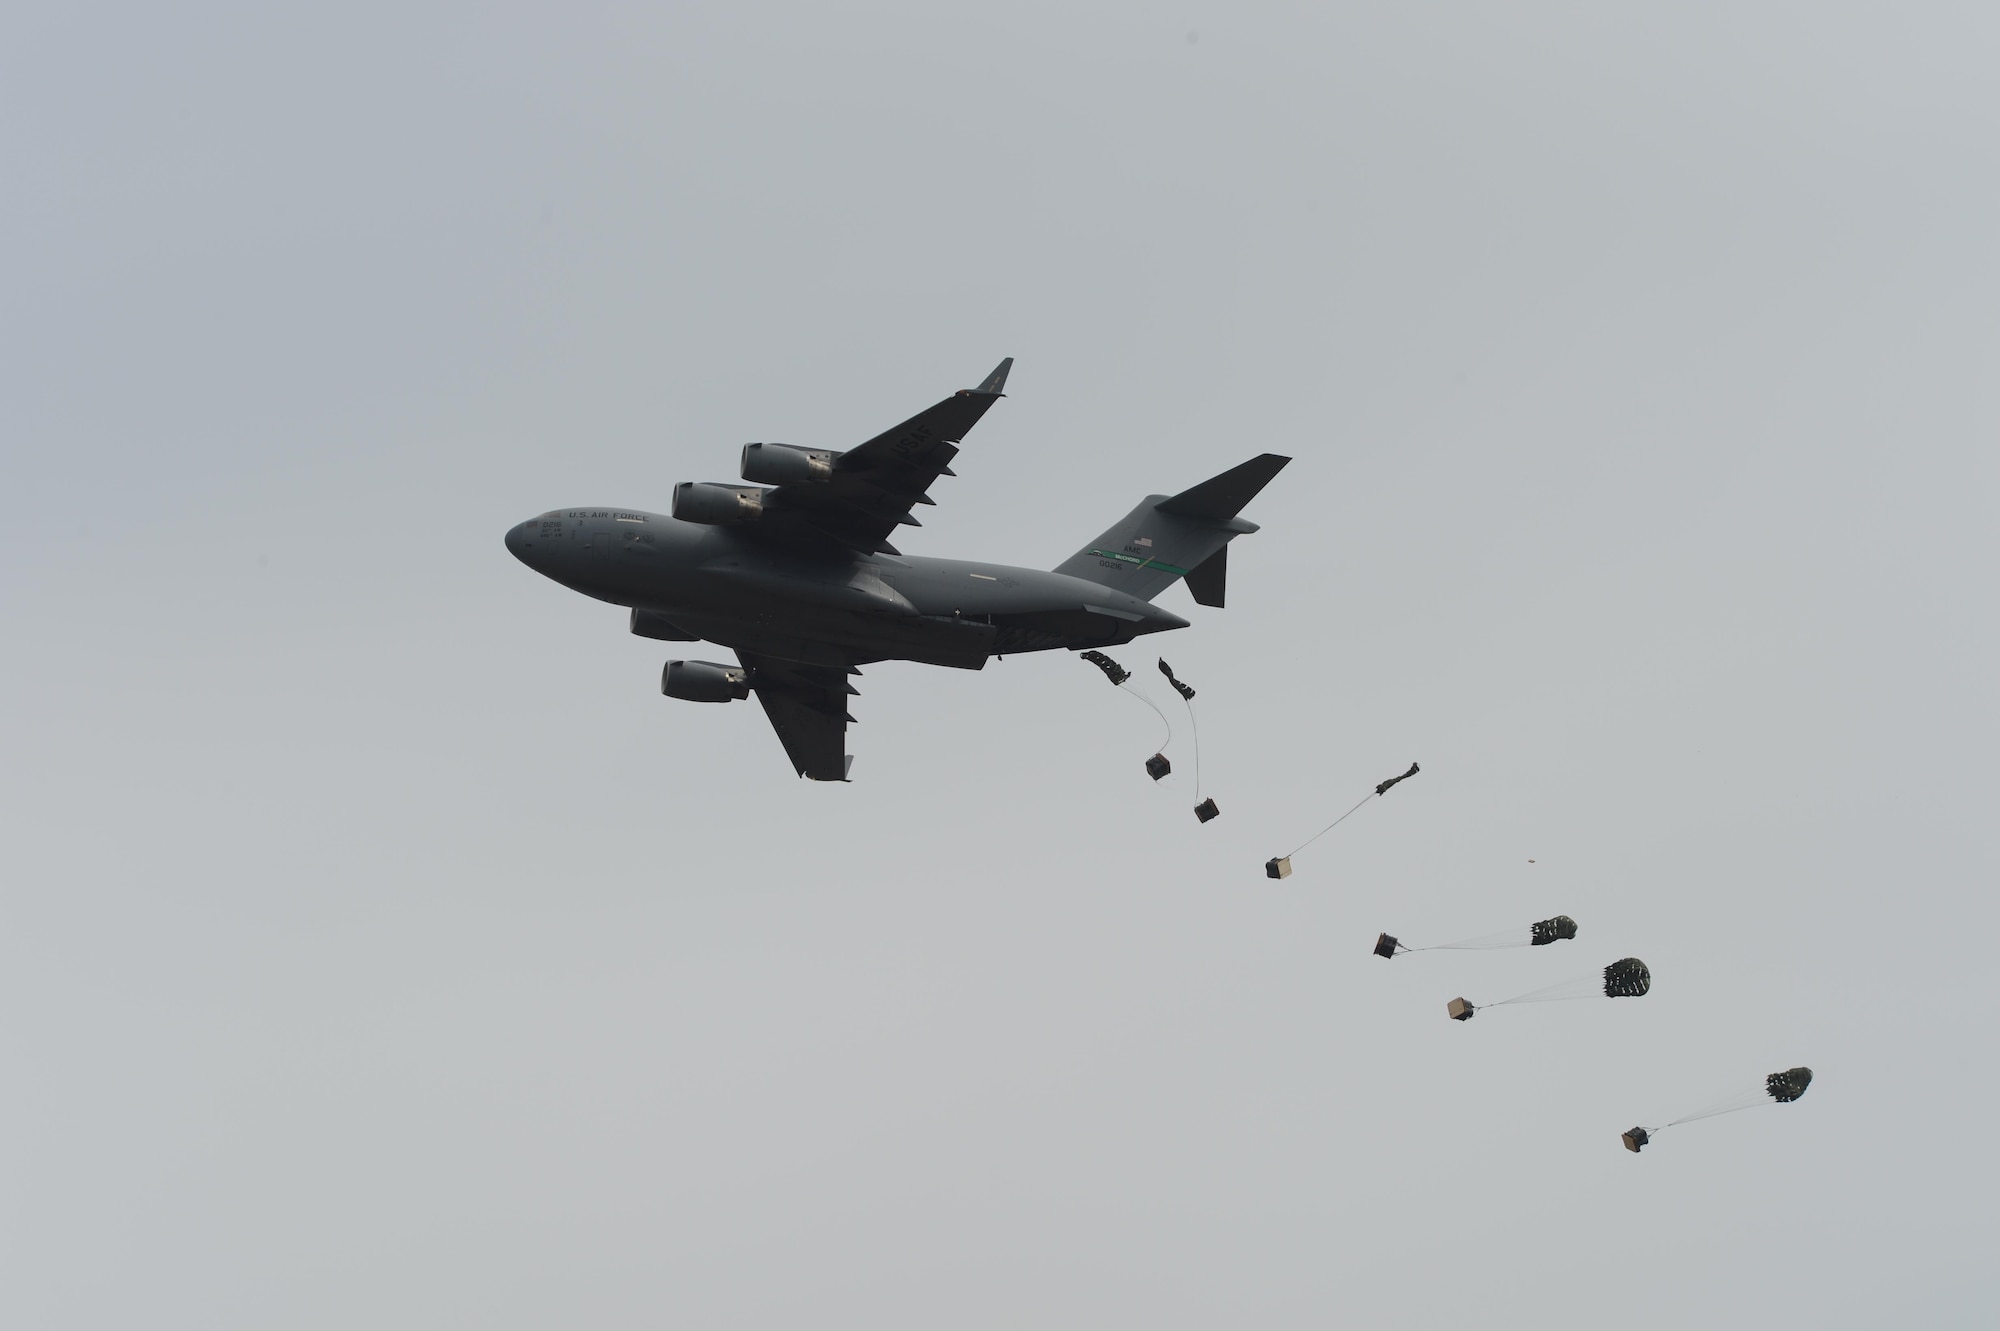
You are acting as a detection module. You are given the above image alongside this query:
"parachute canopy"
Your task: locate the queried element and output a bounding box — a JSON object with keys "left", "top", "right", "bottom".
{"left": 1602, "top": 957, "right": 1651, "bottom": 998}
{"left": 1532, "top": 915, "right": 1579, "bottom": 946}
{"left": 1080, "top": 650, "right": 1130, "bottom": 686}
{"left": 1375, "top": 762, "right": 1420, "bottom": 796}
{"left": 1157, "top": 658, "right": 1196, "bottom": 701}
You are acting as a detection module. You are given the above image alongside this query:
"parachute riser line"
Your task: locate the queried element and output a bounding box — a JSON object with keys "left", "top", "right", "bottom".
{"left": 1077, "top": 650, "right": 1173, "bottom": 755}
{"left": 1654, "top": 1071, "right": 1812, "bottom": 1130}
{"left": 1184, "top": 693, "right": 1202, "bottom": 798}
{"left": 1117, "top": 680, "right": 1173, "bottom": 753}
{"left": 1280, "top": 787, "right": 1376, "bottom": 859}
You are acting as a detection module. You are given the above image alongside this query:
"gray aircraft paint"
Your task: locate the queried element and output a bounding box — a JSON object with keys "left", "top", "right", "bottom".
{"left": 505, "top": 363, "right": 1287, "bottom": 779}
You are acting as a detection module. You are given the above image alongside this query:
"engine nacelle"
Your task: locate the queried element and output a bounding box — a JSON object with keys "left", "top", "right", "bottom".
{"left": 740, "top": 441, "right": 839, "bottom": 485}
{"left": 672, "top": 481, "right": 767, "bottom": 526}
{"left": 662, "top": 659, "right": 751, "bottom": 703}
{"left": 630, "top": 609, "right": 697, "bottom": 642}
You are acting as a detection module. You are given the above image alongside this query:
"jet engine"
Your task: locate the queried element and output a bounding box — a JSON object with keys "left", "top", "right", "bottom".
{"left": 740, "top": 442, "right": 840, "bottom": 485}
{"left": 672, "top": 482, "right": 767, "bottom": 526}
{"left": 662, "top": 659, "right": 752, "bottom": 702}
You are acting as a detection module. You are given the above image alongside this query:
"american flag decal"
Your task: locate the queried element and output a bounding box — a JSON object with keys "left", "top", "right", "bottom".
{"left": 1134, "top": 536, "right": 1153, "bottom": 547}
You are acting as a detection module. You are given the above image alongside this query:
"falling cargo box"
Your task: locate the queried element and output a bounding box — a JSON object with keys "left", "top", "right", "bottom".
{"left": 1145, "top": 753, "right": 1171, "bottom": 781}
{"left": 1622, "top": 1127, "right": 1650, "bottom": 1153}
{"left": 1193, "top": 798, "right": 1220, "bottom": 823}
{"left": 1447, "top": 997, "right": 1475, "bottom": 1022}
{"left": 1266, "top": 856, "right": 1292, "bottom": 879}
{"left": 1374, "top": 933, "right": 1399, "bottom": 959}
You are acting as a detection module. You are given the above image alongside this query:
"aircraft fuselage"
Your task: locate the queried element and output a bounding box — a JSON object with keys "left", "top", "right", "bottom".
{"left": 504, "top": 507, "right": 1189, "bottom": 669}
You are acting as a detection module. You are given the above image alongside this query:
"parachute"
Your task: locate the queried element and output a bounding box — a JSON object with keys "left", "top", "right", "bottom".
{"left": 1079, "top": 650, "right": 1130, "bottom": 686}
{"left": 1447, "top": 957, "right": 1651, "bottom": 1020}
{"left": 1375, "top": 762, "right": 1419, "bottom": 795}
{"left": 1375, "top": 916, "right": 1577, "bottom": 959}
{"left": 1157, "top": 658, "right": 1216, "bottom": 824}
{"left": 1602, "top": 957, "right": 1652, "bottom": 997}
{"left": 1532, "top": 915, "right": 1577, "bottom": 946}
{"left": 1623, "top": 1067, "right": 1814, "bottom": 1151}
{"left": 1074, "top": 652, "right": 1219, "bottom": 821}
{"left": 1076, "top": 650, "right": 1175, "bottom": 780}
{"left": 1265, "top": 761, "right": 1422, "bottom": 878}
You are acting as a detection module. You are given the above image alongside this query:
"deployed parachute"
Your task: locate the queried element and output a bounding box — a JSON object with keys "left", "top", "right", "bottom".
{"left": 1266, "top": 762, "right": 1422, "bottom": 878}
{"left": 1076, "top": 650, "right": 1174, "bottom": 780}
{"left": 1074, "top": 652, "right": 1219, "bottom": 821}
{"left": 1156, "top": 658, "right": 1216, "bottom": 824}
{"left": 1374, "top": 915, "right": 1577, "bottom": 959}
{"left": 1767, "top": 1067, "right": 1813, "bottom": 1102}
{"left": 1447, "top": 957, "right": 1651, "bottom": 1021}
{"left": 1375, "top": 762, "right": 1420, "bottom": 796}
{"left": 1157, "top": 658, "right": 1197, "bottom": 702}
{"left": 1602, "top": 957, "right": 1652, "bottom": 997}
{"left": 1623, "top": 1067, "right": 1814, "bottom": 1152}
{"left": 1079, "top": 650, "right": 1130, "bottom": 686}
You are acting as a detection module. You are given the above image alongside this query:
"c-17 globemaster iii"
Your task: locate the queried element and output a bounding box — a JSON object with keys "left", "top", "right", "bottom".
{"left": 505, "top": 359, "right": 1288, "bottom": 780}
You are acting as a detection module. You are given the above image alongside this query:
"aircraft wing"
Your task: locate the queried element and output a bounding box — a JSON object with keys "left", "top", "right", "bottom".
{"left": 738, "top": 651, "right": 858, "bottom": 781}
{"left": 759, "top": 358, "right": 1012, "bottom": 554}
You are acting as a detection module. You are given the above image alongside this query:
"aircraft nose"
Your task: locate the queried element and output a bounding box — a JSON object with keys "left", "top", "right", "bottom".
{"left": 504, "top": 519, "right": 536, "bottom": 565}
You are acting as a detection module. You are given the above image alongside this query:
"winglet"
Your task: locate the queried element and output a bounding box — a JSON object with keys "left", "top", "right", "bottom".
{"left": 970, "top": 357, "right": 1013, "bottom": 396}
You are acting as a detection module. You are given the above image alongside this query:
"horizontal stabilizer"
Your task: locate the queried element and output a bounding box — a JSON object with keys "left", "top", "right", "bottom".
{"left": 1156, "top": 453, "right": 1290, "bottom": 521}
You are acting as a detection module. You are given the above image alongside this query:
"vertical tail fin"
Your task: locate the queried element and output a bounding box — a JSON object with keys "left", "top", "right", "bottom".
{"left": 1053, "top": 454, "right": 1288, "bottom": 603}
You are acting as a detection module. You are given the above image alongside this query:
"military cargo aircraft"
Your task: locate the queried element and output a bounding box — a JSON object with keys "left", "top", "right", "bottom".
{"left": 505, "top": 360, "right": 1287, "bottom": 780}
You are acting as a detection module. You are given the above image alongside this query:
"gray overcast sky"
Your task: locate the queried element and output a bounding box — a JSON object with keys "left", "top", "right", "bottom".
{"left": 4, "top": 4, "right": 1996, "bottom": 1327}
